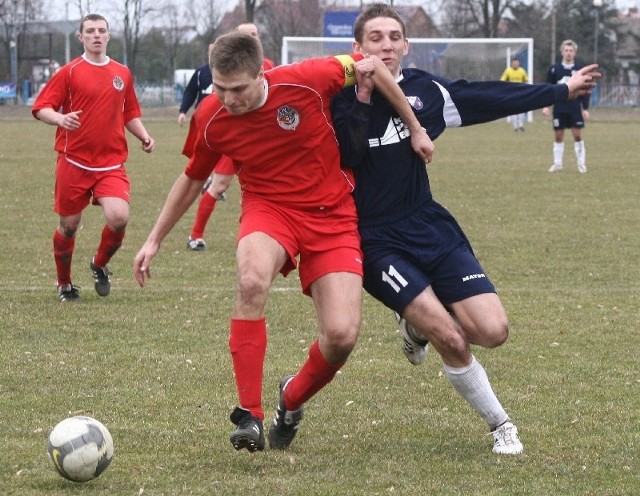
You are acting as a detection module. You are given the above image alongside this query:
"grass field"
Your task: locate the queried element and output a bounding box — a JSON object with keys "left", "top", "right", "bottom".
{"left": 1, "top": 105, "right": 639, "bottom": 495}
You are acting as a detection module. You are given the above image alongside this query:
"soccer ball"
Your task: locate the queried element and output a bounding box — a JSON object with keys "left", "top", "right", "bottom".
{"left": 46, "top": 415, "right": 114, "bottom": 482}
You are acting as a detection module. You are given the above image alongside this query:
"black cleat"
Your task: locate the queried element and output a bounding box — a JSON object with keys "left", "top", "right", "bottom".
{"left": 229, "top": 407, "right": 265, "bottom": 452}
{"left": 187, "top": 237, "right": 207, "bottom": 251}
{"left": 90, "top": 258, "right": 111, "bottom": 297}
{"left": 267, "top": 376, "right": 304, "bottom": 450}
{"left": 58, "top": 284, "right": 80, "bottom": 302}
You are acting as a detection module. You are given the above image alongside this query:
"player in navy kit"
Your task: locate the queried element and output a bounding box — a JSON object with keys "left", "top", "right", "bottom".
{"left": 543, "top": 40, "right": 591, "bottom": 173}
{"left": 331, "top": 3, "right": 599, "bottom": 455}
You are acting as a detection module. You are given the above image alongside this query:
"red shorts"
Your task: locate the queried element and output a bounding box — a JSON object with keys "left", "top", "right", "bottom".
{"left": 54, "top": 155, "right": 130, "bottom": 216}
{"left": 238, "top": 195, "right": 363, "bottom": 295}
{"left": 213, "top": 155, "right": 235, "bottom": 175}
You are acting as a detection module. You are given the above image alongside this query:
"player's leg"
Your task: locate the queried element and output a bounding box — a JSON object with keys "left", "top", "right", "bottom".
{"left": 54, "top": 213, "right": 82, "bottom": 302}
{"left": 188, "top": 173, "right": 234, "bottom": 250}
{"left": 229, "top": 230, "right": 289, "bottom": 452}
{"left": 401, "top": 288, "right": 521, "bottom": 454}
{"left": 431, "top": 243, "right": 522, "bottom": 454}
{"left": 91, "top": 196, "right": 128, "bottom": 297}
{"left": 449, "top": 292, "right": 508, "bottom": 349}
{"left": 571, "top": 126, "right": 586, "bottom": 173}
{"left": 269, "top": 271, "right": 362, "bottom": 450}
{"left": 268, "top": 203, "right": 363, "bottom": 450}
{"left": 549, "top": 126, "right": 565, "bottom": 172}
{"left": 90, "top": 168, "right": 131, "bottom": 296}
{"left": 53, "top": 156, "right": 91, "bottom": 301}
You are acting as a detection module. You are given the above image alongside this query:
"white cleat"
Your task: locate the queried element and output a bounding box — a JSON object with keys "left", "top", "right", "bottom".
{"left": 548, "top": 164, "right": 563, "bottom": 172}
{"left": 394, "top": 312, "right": 428, "bottom": 366}
{"left": 578, "top": 164, "right": 587, "bottom": 173}
{"left": 492, "top": 421, "right": 524, "bottom": 455}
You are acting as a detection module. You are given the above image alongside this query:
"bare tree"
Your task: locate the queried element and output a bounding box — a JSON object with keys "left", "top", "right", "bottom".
{"left": 114, "top": 0, "right": 155, "bottom": 72}
{"left": 244, "top": 0, "right": 257, "bottom": 22}
{"left": 183, "top": 0, "right": 225, "bottom": 42}
{"left": 257, "top": 0, "right": 322, "bottom": 63}
{"left": 440, "top": 0, "right": 517, "bottom": 37}
{"left": 1, "top": 0, "right": 45, "bottom": 82}
{"left": 70, "top": 0, "right": 92, "bottom": 17}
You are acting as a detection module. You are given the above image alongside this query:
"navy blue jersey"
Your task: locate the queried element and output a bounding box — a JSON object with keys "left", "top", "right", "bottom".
{"left": 545, "top": 62, "right": 590, "bottom": 115}
{"left": 179, "top": 64, "right": 213, "bottom": 114}
{"left": 331, "top": 68, "right": 569, "bottom": 226}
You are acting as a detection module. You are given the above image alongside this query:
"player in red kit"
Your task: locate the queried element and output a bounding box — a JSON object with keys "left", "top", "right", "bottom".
{"left": 134, "top": 31, "right": 433, "bottom": 453}
{"left": 33, "top": 14, "right": 155, "bottom": 302}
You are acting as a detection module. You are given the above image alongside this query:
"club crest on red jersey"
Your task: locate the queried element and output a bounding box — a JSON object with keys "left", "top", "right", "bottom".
{"left": 112, "top": 76, "right": 125, "bottom": 91}
{"left": 276, "top": 105, "right": 300, "bottom": 131}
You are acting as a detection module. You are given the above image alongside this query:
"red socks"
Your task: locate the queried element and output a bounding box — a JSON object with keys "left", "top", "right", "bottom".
{"left": 284, "top": 340, "right": 344, "bottom": 411}
{"left": 228, "top": 324, "right": 344, "bottom": 418}
{"left": 93, "top": 225, "right": 125, "bottom": 268}
{"left": 53, "top": 230, "right": 75, "bottom": 286}
{"left": 229, "top": 318, "right": 268, "bottom": 420}
{"left": 190, "top": 192, "right": 217, "bottom": 239}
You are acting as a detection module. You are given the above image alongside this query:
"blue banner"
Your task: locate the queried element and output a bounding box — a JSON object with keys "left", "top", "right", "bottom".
{"left": 0, "top": 82, "right": 16, "bottom": 98}
{"left": 323, "top": 11, "right": 359, "bottom": 37}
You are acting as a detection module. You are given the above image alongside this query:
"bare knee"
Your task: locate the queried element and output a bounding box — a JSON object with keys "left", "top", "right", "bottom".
{"left": 235, "top": 270, "right": 271, "bottom": 312}
{"left": 320, "top": 322, "right": 359, "bottom": 363}
{"left": 106, "top": 215, "right": 128, "bottom": 232}
{"left": 480, "top": 319, "right": 509, "bottom": 348}
{"left": 58, "top": 219, "right": 79, "bottom": 238}
{"left": 430, "top": 324, "right": 471, "bottom": 363}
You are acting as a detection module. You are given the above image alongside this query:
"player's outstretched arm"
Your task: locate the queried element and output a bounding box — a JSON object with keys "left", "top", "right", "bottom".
{"left": 566, "top": 64, "right": 600, "bottom": 99}
{"left": 133, "top": 172, "right": 204, "bottom": 287}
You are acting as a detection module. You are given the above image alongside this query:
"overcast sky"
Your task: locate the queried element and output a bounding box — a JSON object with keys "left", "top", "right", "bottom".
{"left": 45, "top": 0, "right": 640, "bottom": 25}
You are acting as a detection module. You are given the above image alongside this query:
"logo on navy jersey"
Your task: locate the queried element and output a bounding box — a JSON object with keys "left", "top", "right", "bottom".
{"left": 113, "top": 76, "right": 125, "bottom": 91}
{"left": 276, "top": 105, "right": 300, "bottom": 131}
{"left": 406, "top": 96, "right": 423, "bottom": 110}
{"left": 368, "top": 117, "right": 410, "bottom": 148}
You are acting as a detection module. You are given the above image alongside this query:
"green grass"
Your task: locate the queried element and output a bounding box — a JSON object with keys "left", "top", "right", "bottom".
{"left": 1, "top": 106, "right": 639, "bottom": 495}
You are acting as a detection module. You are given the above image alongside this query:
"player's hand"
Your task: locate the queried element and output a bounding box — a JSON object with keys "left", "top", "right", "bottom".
{"left": 141, "top": 137, "right": 155, "bottom": 153}
{"left": 566, "top": 64, "right": 600, "bottom": 99}
{"left": 133, "top": 243, "right": 159, "bottom": 287}
{"left": 411, "top": 127, "right": 435, "bottom": 165}
{"left": 542, "top": 107, "right": 550, "bottom": 116}
{"left": 177, "top": 113, "right": 187, "bottom": 126}
{"left": 59, "top": 110, "right": 83, "bottom": 130}
{"left": 354, "top": 57, "right": 375, "bottom": 103}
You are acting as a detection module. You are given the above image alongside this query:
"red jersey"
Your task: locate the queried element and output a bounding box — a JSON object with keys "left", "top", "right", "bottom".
{"left": 32, "top": 55, "right": 142, "bottom": 169}
{"left": 183, "top": 54, "right": 364, "bottom": 210}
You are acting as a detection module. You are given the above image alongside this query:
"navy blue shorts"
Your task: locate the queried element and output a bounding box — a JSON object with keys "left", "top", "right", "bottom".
{"left": 552, "top": 109, "right": 584, "bottom": 129}
{"left": 359, "top": 200, "right": 496, "bottom": 314}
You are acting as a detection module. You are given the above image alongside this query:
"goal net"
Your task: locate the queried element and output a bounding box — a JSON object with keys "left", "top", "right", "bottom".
{"left": 281, "top": 37, "right": 534, "bottom": 83}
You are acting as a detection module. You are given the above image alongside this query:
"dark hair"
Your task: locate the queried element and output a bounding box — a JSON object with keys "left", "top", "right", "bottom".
{"left": 79, "top": 14, "right": 109, "bottom": 33}
{"left": 353, "top": 3, "right": 407, "bottom": 43}
{"left": 209, "top": 32, "right": 263, "bottom": 77}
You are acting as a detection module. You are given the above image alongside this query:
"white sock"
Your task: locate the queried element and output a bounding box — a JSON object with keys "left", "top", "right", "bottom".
{"left": 444, "top": 356, "right": 509, "bottom": 431}
{"left": 574, "top": 140, "right": 585, "bottom": 167}
{"left": 553, "top": 142, "right": 564, "bottom": 166}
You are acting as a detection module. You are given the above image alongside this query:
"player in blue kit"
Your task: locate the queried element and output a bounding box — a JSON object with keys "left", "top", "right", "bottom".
{"left": 543, "top": 39, "right": 591, "bottom": 173}
{"left": 330, "top": 3, "right": 599, "bottom": 455}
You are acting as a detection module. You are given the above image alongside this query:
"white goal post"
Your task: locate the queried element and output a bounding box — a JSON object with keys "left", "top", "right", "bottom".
{"left": 281, "top": 37, "right": 534, "bottom": 82}
{"left": 282, "top": 37, "right": 534, "bottom": 120}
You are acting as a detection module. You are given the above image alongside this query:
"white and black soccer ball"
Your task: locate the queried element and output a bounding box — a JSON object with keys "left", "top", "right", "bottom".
{"left": 46, "top": 415, "right": 114, "bottom": 482}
